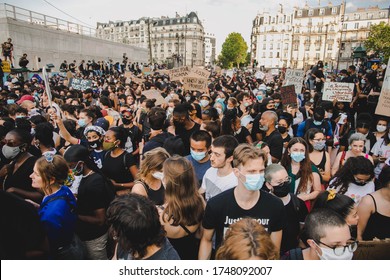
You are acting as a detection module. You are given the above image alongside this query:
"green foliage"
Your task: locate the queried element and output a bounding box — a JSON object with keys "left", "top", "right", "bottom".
{"left": 365, "top": 22, "right": 390, "bottom": 62}
{"left": 219, "top": 32, "right": 248, "bottom": 69}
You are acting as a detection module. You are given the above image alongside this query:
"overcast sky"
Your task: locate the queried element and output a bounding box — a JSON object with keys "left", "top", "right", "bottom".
{"left": 5, "top": 0, "right": 390, "bottom": 54}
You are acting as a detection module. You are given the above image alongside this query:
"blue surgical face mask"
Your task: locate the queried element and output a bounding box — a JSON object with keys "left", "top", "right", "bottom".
{"left": 313, "top": 141, "right": 326, "bottom": 151}
{"left": 291, "top": 152, "right": 305, "bottom": 162}
{"left": 313, "top": 120, "right": 322, "bottom": 126}
{"left": 190, "top": 149, "right": 206, "bottom": 162}
{"left": 7, "top": 99, "right": 15, "bottom": 104}
{"left": 256, "top": 95, "right": 263, "bottom": 101}
{"left": 216, "top": 97, "right": 225, "bottom": 103}
{"left": 78, "top": 119, "right": 87, "bottom": 127}
{"left": 240, "top": 172, "right": 265, "bottom": 191}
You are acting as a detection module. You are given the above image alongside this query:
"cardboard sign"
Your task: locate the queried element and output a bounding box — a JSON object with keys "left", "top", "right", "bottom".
{"left": 142, "top": 67, "right": 152, "bottom": 75}
{"left": 353, "top": 239, "right": 390, "bottom": 260}
{"left": 169, "top": 66, "right": 191, "bottom": 81}
{"left": 265, "top": 72, "right": 274, "bottom": 83}
{"left": 323, "top": 82, "right": 354, "bottom": 102}
{"left": 375, "top": 63, "right": 390, "bottom": 117}
{"left": 124, "top": 71, "right": 133, "bottom": 78}
{"left": 271, "top": 68, "right": 279, "bottom": 76}
{"left": 142, "top": 89, "right": 165, "bottom": 106}
{"left": 255, "top": 71, "right": 265, "bottom": 80}
{"left": 280, "top": 85, "right": 297, "bottom": 109}
{"left": 225, "top": 70, "right": 234, "bottom": 78}
{"left": 66, "top": 71, "right": 73, "bottom": 79}
{"left": 285, "top": 69, "right": 305, "bottom": 94}
{"left": 131, "top": 76, "right": 145, "bottom": 85}
{"left": 69, "top": 78, "right": 92, "bottom": 91}
{"left": 1, "top": 60, "right": 11, "bottom": 73}
{"left": 183, "top": 76, "right": 208, "bottom": 93}
{"left": 191, "top": 67, "right": 211, "bottom": 79}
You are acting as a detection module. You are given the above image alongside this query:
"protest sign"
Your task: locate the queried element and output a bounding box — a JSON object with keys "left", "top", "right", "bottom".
{"left": 271, "top": 69, "right": 279, "bottom": 76}
{"left": 1, "top": 60, "right": 11, "bottom": 73}
{"left": 285, "top": 69, "right": 305, "bottom": 94}
{"left": 124, "top": 71, "right": 133, "bottom": 78}
{"left": 169, "top": 66, "right": 191, "bottom": 81}
{"left": 191, "top": 67, "right": 211, "bottom": 79}
{"left": 142, "top": 67, "right": 152, "bottom": 76}
{"left": 183, "top": 76, "right": 208, "bottom": 93}
{"left": 42, "top": 67, "right": 52, "bottom": 107}
{"left": 69, "top": 78, "right": 92, "bottom": 91}
{"left": 353, "top": 239, "right": 390, "bottom": 260}
{"left": 280, "top": 85, "right": 297, "bottom": 109}
{"left": 255, "top": 71, "right": 265, "bottom": 80}
{"left": 265, "top": 72, "right": 274, "bottom": 83}
{"left": 66, "top": 71, "right": 73, "bottom": 79}
{"left": 375, "top": 63, "right": 390, "bottom": 117}
{"left": 323, "top": 82, "right": 354, "bottom": 102}
{"left": 142, "top": 89, "right": 165, "bottom": 106}
{"left": 131, "top": 76, "right": 145, "bottom": 85}
{"left": 225, "top": 70, "right": 234, "bottom": 77}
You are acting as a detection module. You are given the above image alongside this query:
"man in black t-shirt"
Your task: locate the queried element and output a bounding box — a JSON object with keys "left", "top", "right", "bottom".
{"left": 259, "top": 110, "right": 283, "bottom": 163}
{"left": 199, "top": 144, "right": 285, "bottom": 259}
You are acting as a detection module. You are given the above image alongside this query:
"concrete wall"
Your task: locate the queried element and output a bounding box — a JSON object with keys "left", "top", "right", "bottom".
{"left": 0, "top": 17, "right": 148, "bottom": 71}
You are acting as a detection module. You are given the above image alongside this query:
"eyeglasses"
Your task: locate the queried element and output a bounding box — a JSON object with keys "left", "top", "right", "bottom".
{"left": 314, "top": 239, "right": 358, "bottom": 256}
{"left": 271, "top": 176, "right": 292, "bottom": 186}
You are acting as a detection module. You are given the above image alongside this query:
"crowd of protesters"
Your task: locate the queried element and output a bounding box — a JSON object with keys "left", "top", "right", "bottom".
{"left": 0, "top": 56, "right": 389, "bottom": 260}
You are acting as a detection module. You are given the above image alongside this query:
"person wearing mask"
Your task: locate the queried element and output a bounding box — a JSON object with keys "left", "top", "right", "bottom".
{"left": 83, "top": 126, "right": 106, "bottom": 169}
{"left": 64, "top": 145, "right": 115, "bottom": 260}
{"left": 332, "top": 133, "right": 374, "bottom": 176}
{"left": 185, "top": 130, "right": 212, "bottom": 188}
{"left": 199, "top": 93, "right": 212, "bottom": 113}
{"left": 199, "top": 144, "right": 285, "bottom": 259}
{"left": 297, "top": 107, "right": 333, "bottom": 138}
{"left": 131, "top": 147, "right": 169, "bottom": 206}
{"left": 357, "top": 164, "right": 390, "bottom": 241}
{"left": 33, "top": 122, "right": 57, "bottom": 158}
{"left": 373, "top": 118, "right": 388, "bottom": 141}
{"left": 304, "top": 128, "right": 331, "bottom": 183}
{"left": 312, "top": 190, "right": 359, "bottom": 239}
{"left": 281, "top": 137, "right": 322, "bottom": 210}
{"left": 328, "top": 156, "right": 375, "bottom": 205}
{"left": 371, "top": 126, "right": 390, "bottom": 179}
{"left": 216, "top": 218, "right": 279, "bottom": 260}
{"left": 173, "top": 104, "right": 200, "bottom": 156}
{"left": 159, "top": 156, "right": 205, "bottom": 260}
{"left": 236, "top": 92, "right": 252, "bottom": 118}
{"left": 259, "top": 110, "right": 283, "bottom": 163}
{"left": 199, "top": 135, "right": 239, "bottom": 201}
{"left": 119, "top": 108, "right": 141, "bottom": 157}
{"left": 221, "top": 109, "right": 252, "bottom": 144}
{"left": 283, "top": 208, "right": 357, "bottom": 260}
{"left": 108, "top": 194, "right": 180, "bottom": 260}
{"left": 277, "top": 115, "right": 292, "bottom": 153}
{"left": 263, "top": 164, "right": 308, "bottom": 255}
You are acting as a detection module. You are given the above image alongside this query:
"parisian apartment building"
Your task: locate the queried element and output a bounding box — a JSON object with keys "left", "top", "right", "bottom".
{"left": 96, "top": 12, "right": 213, "bottom": 66}
{"left": 251, "top": 1, "right": 389, "bottom": 70}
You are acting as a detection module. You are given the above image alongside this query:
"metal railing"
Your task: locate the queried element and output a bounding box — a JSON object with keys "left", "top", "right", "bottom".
{"left": 0, "top": 3, "right": 96, "bottom": 37}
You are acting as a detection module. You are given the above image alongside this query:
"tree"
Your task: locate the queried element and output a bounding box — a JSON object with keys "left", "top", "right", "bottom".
{"left": 219, "top": 32, "right": 248, "bottom": 69}
{"left": 365, "top": 22, "right": 390, "bottom": 62}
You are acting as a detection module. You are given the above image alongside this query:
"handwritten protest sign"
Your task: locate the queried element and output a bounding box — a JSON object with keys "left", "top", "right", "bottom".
{"left": 169, "top": 66, "right": 191, "bottom": 81}
{"left": 131, "top": 76, "right": 145, "bottom": 85}
{"left": 265, "top": 72, "right": 274, "bottom": 83}
{"left": 280, "top": 85, "right": 297, "bottom": 109}
{"left": 255, "top": 71, "right": 265, "bottom": 80}
{"left": 1, "top": 60, "right": 11, "bottom": 73}
{"left": 271, "top": 69, "right": 279, "bottom": 76}
{"left": 183, "top": 76, "right": 208, "bottom": 93}
{"left": 124, "top": 71, "right": 133, "bottom": 78}
{"left": 323, "top": 82, "right": 354, "bottom": 102}
{"left": 225, "top": 70, "right": 234, "bottom": 77}
{"left": 142, "top": 89, "right": 165, "bottom": 106}
{"left": 375, "top": 63, "right": 390, "bottom": 117}
{"left": 69, "top": 78, "right": 92, "bottom": 91}
{"left": 142, "top": 67, "right": 152, "bottom": 76}
{"left": 285, "top": 69, "right": 305, "bottom": 94}
{"left": 191, "top": 67, "right": 211, "bottom": 79}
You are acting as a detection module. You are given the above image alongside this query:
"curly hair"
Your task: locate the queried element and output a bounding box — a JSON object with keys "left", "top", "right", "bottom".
{"left": 216, "top": 218, "right": 279, "bottom": 260}
{"left": 106, "top": 194, "right": 165, "bottom": 259}
{"left": 330, "top": 156, "right": 374, "bottom": 194}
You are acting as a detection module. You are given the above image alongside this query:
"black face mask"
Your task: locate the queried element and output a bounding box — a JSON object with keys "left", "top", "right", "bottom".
{"left": 273, "top": 181, "right": 291, "bottom": 197}
{"left": 354, "top": 180, "right": 369, "bottom": 186}
{"left": 278, "top": 126, "right": 287, "bottom": 134}
{"left": 122, "top": 118, "right": 132, "bottom": 125}
{"left": 173, "top": 120, "right": 185, "bottom": 129}
{"left": 88, "top": 139, "right": 101, "bottom": 149}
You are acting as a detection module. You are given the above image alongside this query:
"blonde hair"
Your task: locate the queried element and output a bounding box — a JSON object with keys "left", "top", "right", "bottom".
{"left": 36, "top": 155, "right": 70, "bottom": 196}
{"left": 162, "top": 156, "right": 204, "bottom": 226}
{"left": 137, "top": 147, "right": 170, "bottom": 180}
{"left": 216, "top": 218, "right": 279, "bottom": 260}
{"left": 233, "top": 144, "right": 266, "bottom": 168}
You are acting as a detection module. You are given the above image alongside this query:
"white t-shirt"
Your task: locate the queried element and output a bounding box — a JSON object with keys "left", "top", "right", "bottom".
{"left": 201, "top": 167, "right": 238, "bottom": 201}
{"left": 328, "top": 180, "right": 375, "bottom": 205}
{"left": 370, "top": 138, "right": 390, "bottom": 178}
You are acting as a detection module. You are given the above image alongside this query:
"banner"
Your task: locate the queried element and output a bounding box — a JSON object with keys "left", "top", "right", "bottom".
{"left": 323, "top": 82, "right": 354, "bottom": 102}
{"left": 142, "top": 89, "right": 165, "bottom": 106}
{"left": 285, "top": 69, "right": 305, "bottom": 94}
{"left": 280, "top": 85, "right": 297, "bottom": 109}
{"left": 255, "top": 71, "right": 265, "bottom": 80}
{"left": 271, "top": 68, "right": 279, "bottom": 76}
{"left": 169, "top": 66, "right": 191, "bottom": 81}
{"left": 191, "top": 67, "right": 211, "bottom": 79}
{"left": 375, "top": 63, "right": 390, "bottom": 117}
{"left": 1, "top": 60, "right": 11, "bottom": 73}
{"left": 69, "top": 78, "right": 92, "bottom": 91}
{"left": 183, "top": 76, "right": 208, "bottom": 93}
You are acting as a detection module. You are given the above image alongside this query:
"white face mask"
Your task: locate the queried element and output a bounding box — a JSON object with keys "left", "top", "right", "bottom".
{"left": 377, "top": 125, "right": 387, "bottom": 133}
{"left": 315, "top": 242, "right": 354, "bottom": 260}
{"left": 200, "top": 100, "right": 209, "bottom": 107}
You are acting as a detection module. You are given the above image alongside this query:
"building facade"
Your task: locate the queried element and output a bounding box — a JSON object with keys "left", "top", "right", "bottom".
{"left": 97, "top": 12, "right": 205, "bottom": 66}
{"left": 204, "top": 32, "right": 216, "bottom": 66}
{"left": 251, "top": 2, "right": 389, "bottom": 71}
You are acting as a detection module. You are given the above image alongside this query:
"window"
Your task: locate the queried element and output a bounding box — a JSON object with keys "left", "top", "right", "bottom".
{"left": 367, "top": 22, "right": 371, "bottom": 28}
{"left": 316, "top": 53, "right": 320, "bottom": 60}
{"left": 328, "top": 44, "right": 333, "bottom": 50}
{"left": 354, "top": 23, "right": 359, "bottom": 29}
{"left": 305, "top": 45, "right": 310, "bottom": 51}
{"left": 343, "top": 23, "right": 347, "bottom": 30}
{"left": 270, "top": 43, "right": 273, "bottom": 50}
{"left": 332, "top": 7, "right": 337, "bottom": 14}
{"left": 355, "top": 14, "right": 360, "bottom": 20}
{"left": 276, "top": 52, "right": 280, "bottom": 58}
{"left": 327, "top": 52, "right": 332, "bottom": 58}
{"left": 294, "top": 44, "right": 298, "bottom": 51}
{"left": 309, "top": 10, "right": 314, "bottom": 16}
{"left": 318, "top": 27, "right": 322, "bottom": 33}
{"left": 319, "top": 9, "right": 325, "bottom": 16}
{"left": 269, "top": 52, "right": 273, "bottom": 58}
{"left": 297, "top": 10, "right": 302, "bottom": 17}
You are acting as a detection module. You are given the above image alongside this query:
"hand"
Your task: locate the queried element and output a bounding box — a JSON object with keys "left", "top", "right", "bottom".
{"left": 350, "top": 101, "right": 354, "bottom": 108}
{"left": 0, "top": 120, "right": 5, "bottom": 126}
{"left": 0, "top": 164, "right": 10, "bottom": 177}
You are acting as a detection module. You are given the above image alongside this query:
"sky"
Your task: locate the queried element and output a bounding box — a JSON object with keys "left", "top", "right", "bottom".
{"left": 5, "top": 0, "right": 390, "bottom": 55}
